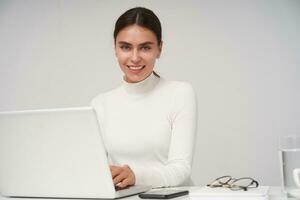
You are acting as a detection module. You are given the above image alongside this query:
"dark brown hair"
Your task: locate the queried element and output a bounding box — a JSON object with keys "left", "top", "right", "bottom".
{"left": 113, "top": 7, "right": 162, "bottom": 46}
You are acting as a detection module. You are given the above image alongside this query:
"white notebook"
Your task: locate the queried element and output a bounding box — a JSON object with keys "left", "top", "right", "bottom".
{"left": 189, "top": 186, "right": 269, "bottom": 200}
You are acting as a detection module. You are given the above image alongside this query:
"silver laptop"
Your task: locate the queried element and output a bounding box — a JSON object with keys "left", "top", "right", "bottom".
{"left": 0, "top": 107, "right": 151, "bottom": 199}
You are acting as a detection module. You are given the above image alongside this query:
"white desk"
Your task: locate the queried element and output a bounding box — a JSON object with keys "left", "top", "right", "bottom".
{"left": 0, "top": 187, "right": 297, "bottom": 200}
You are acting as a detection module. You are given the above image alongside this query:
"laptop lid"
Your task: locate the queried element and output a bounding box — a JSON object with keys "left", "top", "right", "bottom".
{"left": 0, "top": 107, "right": 119, "bottom": 198}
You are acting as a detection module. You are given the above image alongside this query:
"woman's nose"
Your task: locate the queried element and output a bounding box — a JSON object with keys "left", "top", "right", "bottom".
{"left": 130, "top": 49, "right": 141, "bottom": 63}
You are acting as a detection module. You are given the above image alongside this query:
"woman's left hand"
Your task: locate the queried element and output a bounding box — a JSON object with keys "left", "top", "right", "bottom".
{"left": 110, "top": 165, "right": 136, "bottom": 188}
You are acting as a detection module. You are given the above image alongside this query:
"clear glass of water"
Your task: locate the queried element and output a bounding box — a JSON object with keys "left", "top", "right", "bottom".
{"left": 279, "top": 135, "right": 300, "bottom": 198}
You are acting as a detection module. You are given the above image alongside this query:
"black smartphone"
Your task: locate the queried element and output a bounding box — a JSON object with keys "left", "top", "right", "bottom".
{"left": 138, "top": 189, "right": 189, "bottom": 199}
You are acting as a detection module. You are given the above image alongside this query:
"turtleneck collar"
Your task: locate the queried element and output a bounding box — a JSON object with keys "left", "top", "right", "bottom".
{"left": 122, "top": 72, "right": 160, "bottom": 95}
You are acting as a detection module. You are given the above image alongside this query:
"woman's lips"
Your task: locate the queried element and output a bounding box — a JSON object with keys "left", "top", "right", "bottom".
{"left": 127, "top": 65, "right": 146, "bottom": 73}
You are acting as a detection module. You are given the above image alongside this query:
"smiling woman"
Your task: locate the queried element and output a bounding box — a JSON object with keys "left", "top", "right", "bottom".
{"left": 114, "top": 7, "right": 162, "bottom": 83}
{"left": 115, "top": 24, "right": 162, "bottom": 83}
{"left": 91, "top": 7, "right": 197, "bottom": 189}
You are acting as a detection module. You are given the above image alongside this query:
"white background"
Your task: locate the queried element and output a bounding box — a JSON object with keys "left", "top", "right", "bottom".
{"left": 0, "top": 0, "right": 299, "bottom": 186}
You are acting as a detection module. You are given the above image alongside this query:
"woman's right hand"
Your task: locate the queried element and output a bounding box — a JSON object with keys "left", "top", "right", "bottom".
{"left": 110, "top": 165, "right": 136, "bottom": 188}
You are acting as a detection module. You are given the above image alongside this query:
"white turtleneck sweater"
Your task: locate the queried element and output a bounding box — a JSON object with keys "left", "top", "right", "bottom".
{"left": 91, "top": 73, "right": 197, "bottom": 188}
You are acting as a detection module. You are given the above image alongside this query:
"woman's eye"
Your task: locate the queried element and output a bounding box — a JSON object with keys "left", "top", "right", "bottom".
{"left": 120, "top": 45, "right": 131, "bottom": 51}
{"left": 141, "top": 46, "right": 151, "bottom": 51}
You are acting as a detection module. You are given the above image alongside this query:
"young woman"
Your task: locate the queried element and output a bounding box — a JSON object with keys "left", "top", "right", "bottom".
{"left": 91, "top": 7, "right": 197, "bottom": 189}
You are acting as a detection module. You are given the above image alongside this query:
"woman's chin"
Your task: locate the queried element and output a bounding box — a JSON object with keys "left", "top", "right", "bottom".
{"left": 125, "top": 74, "right": 147, "bottom": 83}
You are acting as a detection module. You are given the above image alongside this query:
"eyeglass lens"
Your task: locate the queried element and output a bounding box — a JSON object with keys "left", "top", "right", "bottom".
{"left": 207, "top": 176, "right": 259, "bottom": 191}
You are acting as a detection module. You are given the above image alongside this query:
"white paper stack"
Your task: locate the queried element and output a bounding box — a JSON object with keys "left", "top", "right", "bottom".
{"left": 189, "top": 186, "right": 269, "bottom": 200}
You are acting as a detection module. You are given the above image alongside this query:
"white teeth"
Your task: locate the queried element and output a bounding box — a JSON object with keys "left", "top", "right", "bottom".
{"left": 128, "top": 66, "right": 144, "bottom": 70}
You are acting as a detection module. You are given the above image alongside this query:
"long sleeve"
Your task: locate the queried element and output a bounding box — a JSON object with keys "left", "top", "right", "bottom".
{"left": 130, "top": 83, "right": 197, "bottom": 187}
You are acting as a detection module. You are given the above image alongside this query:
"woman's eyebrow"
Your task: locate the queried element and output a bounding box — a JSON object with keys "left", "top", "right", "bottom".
{"left": 139, "top": 42, "right": 154, "bottom": 46}
{"left": 117, "top": 41, "right": 132, "bottom": 46}
{"left": 117, "top": 41, "right": 154, "bottom": 46}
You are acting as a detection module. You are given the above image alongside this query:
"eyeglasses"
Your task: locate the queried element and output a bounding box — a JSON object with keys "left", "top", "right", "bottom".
{"left": 207, "top": 176, "right": 259, "bottom": 191}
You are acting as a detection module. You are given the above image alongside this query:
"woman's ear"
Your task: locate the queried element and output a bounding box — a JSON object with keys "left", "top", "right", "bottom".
{"left": 157, "top": 41, "right": 163, "bottom": 58}
{"left": 114, "top": 44, "right": 118, "bottom": 57}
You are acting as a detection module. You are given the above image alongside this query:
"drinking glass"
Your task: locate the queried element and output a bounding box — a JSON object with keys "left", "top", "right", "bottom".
{"left": 279, "top": 135, "right": 300, "bottom": 198}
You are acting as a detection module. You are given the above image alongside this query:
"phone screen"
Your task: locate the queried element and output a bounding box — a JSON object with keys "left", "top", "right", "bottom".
{"left": 139, "top": 189, "right": 189, "bottom": 199}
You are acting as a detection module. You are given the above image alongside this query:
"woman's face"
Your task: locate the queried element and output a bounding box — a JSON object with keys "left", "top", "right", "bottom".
{"left": 115, "top": 25, "right": 162, "bottom": 83}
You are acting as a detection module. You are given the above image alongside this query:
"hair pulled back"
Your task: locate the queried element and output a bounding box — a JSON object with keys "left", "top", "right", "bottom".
{"left": 114, "top": 7, "right": 162, "bottom": 45}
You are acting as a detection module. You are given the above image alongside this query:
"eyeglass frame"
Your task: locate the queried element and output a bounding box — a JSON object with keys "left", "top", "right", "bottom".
{"left": 206, "top": 175, "right": 259, "bottom": 191}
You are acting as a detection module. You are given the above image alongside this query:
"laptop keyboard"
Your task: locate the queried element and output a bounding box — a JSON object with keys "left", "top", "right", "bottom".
{"left": 115, "top": 185, "right": 130, "bottom": 191}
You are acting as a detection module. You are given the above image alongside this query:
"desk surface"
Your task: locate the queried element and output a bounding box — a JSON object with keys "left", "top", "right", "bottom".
{"left": 0, "top": 187, "right": 296, "bottom": 200}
